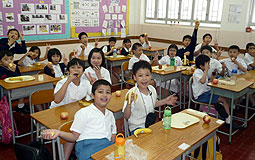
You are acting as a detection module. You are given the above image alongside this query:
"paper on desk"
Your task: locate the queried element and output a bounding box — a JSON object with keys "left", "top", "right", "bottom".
{"left": 216, "top": 119, "right": 224, "bottom": 125}
{"left": 178, "top": 143, "right": 190, "bottom": 150}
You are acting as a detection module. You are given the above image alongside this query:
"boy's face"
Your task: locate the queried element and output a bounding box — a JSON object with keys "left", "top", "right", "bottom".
{"left": 203, "top": 36, "right": 212, "bottom": 44}
{"left": 8, "top": 30, "right": 19, "bottom": 41}
{"left": 168, "top": 48, "right": 177, "bottom": 58}
{"left": 139, "top": 36, "right": 145, "bottom": 44}
{"left": 124, "top": 42, "right": 131, "bottom": 49}
{"left": 201, "top": 49, "right": 212, "bottom": 58}
{"left": 247, "top": 45, "right": 255, "bottom": 56}
{"left": 0, "top": 55, "right": 13, "bottom": 68}
{"left": 68, "top": 64, "right": 84, "bottom": 78}
{"left": 133, "top": 46, "right": 143, "bottom": 58}
{"left": 91, "top": 52, "right": 102, "bottom": 67}
{"left": 183, "top": 38, "right": 191, "bottom": 47}
{"left": 228, "top": 49, "right": 239, "bottom": 59}
{"left": 92, "top": 85, "right": 111, "bottom": 108}
{"left": 133, "top": 68, "right": 152, "bottom": 89}
{"left": 80, "top": 35, "right": 88, "bottom": 45}
{"left": 51, "top": 54, "right": 61, "bottom": 65}
{"left": 109, "top": 41, "right": 116, "bottom": 48}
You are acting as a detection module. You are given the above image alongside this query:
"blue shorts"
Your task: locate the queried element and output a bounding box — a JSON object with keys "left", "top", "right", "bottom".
{"left": 196, "top": 91, "right": 218, "bottom": 104}
{"left": 75, "top": 138, "right": 113, "bottom": 160}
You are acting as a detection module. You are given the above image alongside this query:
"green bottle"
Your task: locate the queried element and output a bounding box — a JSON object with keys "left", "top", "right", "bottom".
{"left": 170, "top": 58, "right": 175, "bottom": 66}
{"left": 163, "top": 106, "right": 172, "bottom": 129}
{"left": 113, "top": 49, "right": 117, "bottom": 58}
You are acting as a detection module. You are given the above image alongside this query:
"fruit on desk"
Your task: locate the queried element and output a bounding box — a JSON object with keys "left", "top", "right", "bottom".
{"left": 158, "top": 64, "right": 162, "bottom": 69}
{"left": 148, "top": 46, "right": 152, "bottom": 49}
{"left": 60, "top": 112, "right": 69, "bottom": 120}
{"left": 144, "top": 33, "right": 147, "bottom": 36}
{"left": 9, "top": 77, "right": 23, "bottom": 81}
{"left": 213, "top": 79, "right": 218, "bottom": 84}
{"left": 134, "top": 128, "right": 152, "bottom": 137}
{"left": 116, "top": 90, "right": 121, "bottom": 97}
{"left": 203, "top": 115, "right": 211, "bottom": 124}
{"left": 125, "top": 87, "right": 138, "bottom": 104}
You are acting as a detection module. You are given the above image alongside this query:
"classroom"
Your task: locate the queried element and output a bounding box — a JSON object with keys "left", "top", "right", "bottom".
{"left": 0, "top": 0, "right": 255, "bottom": 159}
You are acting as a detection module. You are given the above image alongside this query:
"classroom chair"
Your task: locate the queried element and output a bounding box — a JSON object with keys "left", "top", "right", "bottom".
{"left": 57, "top": 120, "right": 73, "bottom": 160}
{"left": 121, "top": 61, "right": 135, "bottom": 89}
{"left": 37, "top": 70, "right": 44, "bottom": 74}
{"left": 124, "top": 118, "right": 130, "bottom": 138}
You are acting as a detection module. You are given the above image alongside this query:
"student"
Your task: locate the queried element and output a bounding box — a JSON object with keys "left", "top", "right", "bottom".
{"left": 76, "top": 32, "right": 98, "bottom": 57}
{"left": 220, "top": 45, "right": 247, "bottom": 77}
{"left": 101, "top": 37, "right": 121, "bottom": 56}
{"left": 177, "top": 20, "right": 199, "bottom": 61}
{"left": 200, "top": 45, "right": 223, "bottom": 79}
{"left": 44, "top": 48, "right": 68, "bottom": 78}
{"left": 18, "top": 45, "right": 49, "bottom": 66}
{"left": 123, "top": 61, "right": 177, "bottom": 134}
{"left": 0, "top": 29, "right": 27, "bottom": 54}
{"left": 43, "top": 79, "right": 116, "bottom": 160}
{"left": 120, "top": 38, "right": 132, "bottom": 56}
{"left": 243, "top": 42, "right": 255, "bottom": 70}
{"left": 83, "top": 48, "right": 111, "bottom": 84}
{"left": 139, "top": 33, "right": 151, "bottom": 49}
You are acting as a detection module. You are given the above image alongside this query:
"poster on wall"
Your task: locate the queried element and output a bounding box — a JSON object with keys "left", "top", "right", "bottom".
{"left": 228, "top": 4, "right": 242, "bottom": 24}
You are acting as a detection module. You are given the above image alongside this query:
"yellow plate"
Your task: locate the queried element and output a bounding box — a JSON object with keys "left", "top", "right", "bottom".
{"left": 78, "top": 100, "right": 91, "bottom": 107}
{"left": 4, "top": 76, "right": 35, "bottom": 83}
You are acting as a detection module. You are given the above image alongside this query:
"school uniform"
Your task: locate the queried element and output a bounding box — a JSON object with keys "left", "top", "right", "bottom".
{"left": 158, "top": 55, "right": 182, "bottom": 66}
{"left": 128, "top": 54, "right": 150, "bottom": 70}
{"left": 77, "top": 43, "right": 94, "bottom": 57}
{"left": 142, "top": 41, "right": 151, "bottom": 49}
{"left": 243, "top": 53, "right": 254, "bottom": 70}
{"left": 220, "top": 57, "right": 247, "bottom": 76}
{"left": 0, "top": 66, "right": 21, "bottom": 80}
{"left": 71, "top": 104, "right": 116, "bottom": 160}
{"left": 50, "top": 77, "right": 92, "bottom": 108}
{"left": 192, "top": 68, "right": 218, "bottom": 104}
{"left": 208, "top": 58, "right": 222, "bottom": 79}
{"left": 44, "top": 63, "right": 66, "bottom": 78}
{"left": 20, "top": 56, "right": 37, "bottom": 66}
{"left": 101, "top": 45, "right": 113, "bottom": 56}
{"left": 83, "top": 66, "right": 111, "bottom": 84}
{"left": 194, "top": 44, "right": 217, "bottom": 58}
{"left": 0, "top": 38, "right": 27, "bottom": 54}
{"left": 122, "top": 85, "right": 157, "bottom": 132}
{"left": 120, "top": 47, "right": 131, "bottom": 56}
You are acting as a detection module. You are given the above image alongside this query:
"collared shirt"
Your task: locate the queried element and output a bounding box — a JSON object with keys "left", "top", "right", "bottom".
{"left": 158, "top": 55, "right": 183, "bottom": 66}
{"left": 21, "top": 56, "right": 36, "bottom": 66}
{"left": 194, "top": 43, "right": 217, "bottom": 58}
{"left": 83, "top": 66, "right": 111, "bottom": 84}
{"left": 192, "top": 68, "right": 211, "bottom": 99}
{"left": 128, "top": 54, "right": 150, "bottom": 70}
{"left": 77, "top": 43, "right": 94, "bottom": 57}
{"left": 142, "top": 41, "right": 151, "bottom": 49}
{"left": 208, "top": 58, "right": 222, "bottom": 79}
{"left": 220, "top": 57, "right": 247, "bottom": 76}
{"left": 52, "top": 64, "right": 64, "bottom": 78}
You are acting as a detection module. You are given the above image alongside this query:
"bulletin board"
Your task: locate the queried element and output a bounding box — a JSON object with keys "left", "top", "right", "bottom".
{"left": 0, "top": 0, "right": 70, "bottom": 41}
{"left": 70, "top": 0, "right": 129, "bottom": 38}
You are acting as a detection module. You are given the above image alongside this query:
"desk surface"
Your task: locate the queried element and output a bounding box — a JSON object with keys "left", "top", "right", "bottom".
{"left": 152, "top": 66, "right": 184, "bottom": 75}
{"left": 143, "top": 47, "right": 166, "bottom": 52}
{"left": 19, "top": 63, "right": 46, "bottom": 73}
{"left": 30, "top": 89, "right": 128, "bottom": 129}
{"left": 0, "top": 74, "right": 60, "bottom": 90}
{"left": 237, "top": 70, "right": 255, "bottom": 88}
{"left": 91, "top": 110, "right": 223, "bottom": 160}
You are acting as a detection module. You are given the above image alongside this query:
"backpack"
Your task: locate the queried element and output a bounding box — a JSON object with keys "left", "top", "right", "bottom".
{"left": 29, "top": 141, "right": 53, "bottom": 160}
{"left": 0, "top": 96, "right": 18, "bottom": 144}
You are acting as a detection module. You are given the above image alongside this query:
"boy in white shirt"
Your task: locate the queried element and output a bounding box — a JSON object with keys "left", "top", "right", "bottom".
{"left": 76, "top": 32, "right": 98, "bottom": 57}
{"left": 194, "top": 33, "right": 218, "bottom": 57}
{"left": 43, "top": 79, "right": 116, "bottom": 160}
{"left": 244, "top": 42, "right": 255, "bottom": 70}
{"left": 139, "top": 33, "right": 151, "bottom": 49}
{"left": 123, "top": 61, "right": 177, "bottom": 134}
{"left": 220, "top": 45, "right": 247, "bottom": 77}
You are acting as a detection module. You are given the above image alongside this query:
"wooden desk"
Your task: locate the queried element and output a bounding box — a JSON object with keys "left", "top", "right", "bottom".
{"left": 19, "top": 63, "right": 46, "bottom": 75}
{"left": 91, "top": 109, "right": 224, "bottom": 160}
{"left": 0, "top": 74, "right": 59, "bottom": 143}
{"left": 143, "top": 47, "right": 166, "bottom": 56}
{"left": 207, "top": 78, "right": 254, "bottom": 143}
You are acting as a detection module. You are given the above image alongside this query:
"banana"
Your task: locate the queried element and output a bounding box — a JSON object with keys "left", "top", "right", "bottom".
{"left": 134, "top": 128, "right": 152, "bottom": 138}
{"left": 125, "top": 87, "right": 138, "bottom": 104}
{"left": 182, "top": 55, "right": 189, "bottom": 66}
{"left": 50, "top": 131, "right": 55, "bottom": 137}
{"left": 48, "top": 62, "right": 52, "bottom": 65}
{"left": 9, "top": 77, "right": 23, "bottom": 81}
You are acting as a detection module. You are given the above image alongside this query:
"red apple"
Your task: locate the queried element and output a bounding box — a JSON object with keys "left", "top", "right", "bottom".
{"left": 213, "top": 79, "right": 218, "bottom": 84}
{"left": 159, "top": 64, "right": 162, "bottom": 69}
{"left": 149, "top": 46, "right": 152, "bottom": 49}
{"left": 116, "top": 90, "right": 121, "bottom": 97}
{"left": 60, "top": 112, "right": 69, "bottom": 120}
{"left": 203, "top": 115, "right": 211, "bottom": 124}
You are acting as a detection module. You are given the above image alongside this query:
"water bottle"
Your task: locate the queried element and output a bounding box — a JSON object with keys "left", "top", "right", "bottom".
{"left": 170, "top": 58, "right": 175, "bottom": 66}
{"left": 114, "top": 133, "right": 125, "bottom": 160}
{"left": 113, "top": 48, "right": 117, "bottom": 58}
{"left": 231, "top": 69, "right": 237, "bottom": 81}
{"left": 163, "top": 106, "right": 172, "bottom": 129}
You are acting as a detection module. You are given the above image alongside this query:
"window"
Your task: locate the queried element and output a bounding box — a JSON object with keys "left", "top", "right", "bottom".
{"left": 145, "top": 0, "right": 224, "bottom": 27}
{"left": 249, "top": 0, "right": 255, "bottom": 27}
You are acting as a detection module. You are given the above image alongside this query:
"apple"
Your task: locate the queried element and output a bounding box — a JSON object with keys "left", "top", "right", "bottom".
{"left": 213, "top": 79, "right": 218, "bottom": 84}
{"left": 203, "top": 115, "right": 211, "bottom": 124}
{"left": 148, "top": 46, "right": 152, "bottom": 49}
{"left": 60, "top": 112, "right": 69, "bottom": 120}
{"left": 116, "top": 90, "right": 121, "bottom": 97}
{"left": 159, "top": 64, "right": 162, "bottom": 69}
{"left": 231, "top": 57, "right": 235, "bottom": 61}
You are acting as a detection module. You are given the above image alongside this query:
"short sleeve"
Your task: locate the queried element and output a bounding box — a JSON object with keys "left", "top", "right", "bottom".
{"left": 215, "top": 60, "right": 222, "bottom": 73}
{"left": 244, "top": 53, "right": 253, "bottom": 65}
{"left": 193, "top": 70, "right": 203, "bottom": 83}
{"left": 111, "top": 113, "right": 117, "bottom": 134}
{"left": 194, "top": 44, "right": 201, "bottom": 52}
{"left": 239, "top": 59, "right": 248, "bottom": 70}
{"left": 176, "top": 57, "right": 183, "bottom": 66}
{"left": 54, "top": 80, "right": 65, "bottom": 94}
{"left": 128, "top": 59, "right": 133, "bottom": 70}
{"left": 158, "top": 56, "right": 167, "bottom": 65}
{"left": 70, "top": 109, "right": 87, "bottom": 134}
{"left": 102, "top": 68, "right": 112, "bottom": 84}
{"left": 143, "top": 54, "right": 150, "bottom": 62}
{"left": 102, "top": 46, "right": 108, "bottom": 53}
{"left": 77, "top": 46, "right": 82, "bottom": 56}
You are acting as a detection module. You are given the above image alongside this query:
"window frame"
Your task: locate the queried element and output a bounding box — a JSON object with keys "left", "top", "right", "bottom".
{"left": 249, "top": 0, "right": 255, "bottom": 27}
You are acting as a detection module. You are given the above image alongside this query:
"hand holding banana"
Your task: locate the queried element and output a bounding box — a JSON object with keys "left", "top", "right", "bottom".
{"left": 125, "top": 87, "right": 138, "bottom": 104}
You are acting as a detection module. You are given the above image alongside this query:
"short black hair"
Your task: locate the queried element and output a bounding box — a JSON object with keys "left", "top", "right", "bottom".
{"left": 132, "top": 43, "right": 142, "bottom": 51}
{"left": 28, "top": 46, "right": 41, "bottom": 60}
{"left": 201, "top": 45, "right": 212, "bottom": 53}
{"left": 182, "top": 35, "right": 192, "bottom": 41}
{"left": 67, "top": 58, "right": 85, "bottom": 72}
{"left": 195, "top": 55, "right": 210, "bottom": 69}
{"left": 229, "top": 45, "right": 240, "bottom": 52}
{"left": 88, "top": 48, "right": 105, "bottom": 67}
{"left": 109, "top": 37, "right": 117, "bottom": 43}
{"left": 123, "top": 38, "right": 131, "bottom": 44}
{"left": 47, "top": 48, "right": 62, "bottom": 62}
{"left": 167, "top": 44, "right": 178, "bottom": 54}
{"left": 246, "top": 42, "right": 255, "bottom": 51}
{"left": 139, "top": 34, "right": 145, "bottom": 37}
{"left": 7, "top": 29, "right": 20, "bottom": 38}
{"left": 203, "top": 33, "right": 212, "bottom": 40}
{"left": 133, "top": 61, "right": 152, "bottom": 75}
{"left": 78, "top": 32, "right": 88, "bottom": 40}
{"left": 0, "top": 50, "right": 13, "bottom": 60}
{"left": 92, "top": 79, "right": 112, "bottom": 96}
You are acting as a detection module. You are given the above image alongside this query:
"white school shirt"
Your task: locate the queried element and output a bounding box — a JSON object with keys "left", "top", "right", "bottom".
{"left": 128, "top": 54, "right": 150, "bottom": 70}
{"left": 77, "top": 43, "right": 94, "bottom": 57}
{"left": 220, "top": 57, "right": 247, "bottom": 76}
{"left": 52, "top": 64, "right": 63, "bottom": 78}
{"left": 70, "top": 104, "right": 117, "bottom": 142}
{"left": 208, "top": 58, "right": 222, "bottom": 79}
{"left": 122, "top": 85, "right": 157, "bottom": 131}
{"left": 192, "top": 69, "right": 211, "bottom": 99}
{"left": 243, "top": 53, "right": 254, "bottom": 66}
{"left": 158, "top": 55, "right": 183, "bottom": 66}
{"left": 21, "top": 56, "right": 36, "bottom": 66}
{"left": 124, "top": 47, "right": 131, "bottom": 52}
{"left": 50, "top": 77, "right": 92, "bottom": 108}
{"left": 194, "top": 43, "right": 217, "bottom": 57}
{"left": 142, "top": 41, "right": 151, "bottom": 49}
{"left": 83, "top": 66, "right": 112, "bottom": 84}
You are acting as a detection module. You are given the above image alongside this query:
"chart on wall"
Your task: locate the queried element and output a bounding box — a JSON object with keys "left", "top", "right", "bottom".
{"left": 0, "top": 0, "right": 70, "bottom": 41}
{"left": 70, "top": 0, "right": 129, "bottom": 38}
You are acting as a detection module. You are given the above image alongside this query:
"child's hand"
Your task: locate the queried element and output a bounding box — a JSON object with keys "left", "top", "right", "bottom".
{"left": 214, "top": 40, "right": 218, "bottom": 47}
{"left": 216, "top": 48, "right": 223, "bottom": 57}
{"left": 46, "top": 43, "right": 51, "bottom": 51}
{"left": 95, "top": 38, "right": 99, "bottom": 47}
{"left": 68, "top": 73, "right": 79, "bottom": 82}
{"left": 153, "top": 51, "right": 159, "bottom": 61}
{"left": 72, "top": 49, "right": 78, "bottom": 58}
{"left": 63, "top": 54, "right": 68, "bottom": 64}
{"left": 205, "top": 62, "right": 210, "bottom": 71}
{"left": 231, "top": 57, "right": 237, "bottom": 63}
{"left": 164, "top": 95, "right": 177, "bottom": 106}
{"left": 221, "top": 62, "right": 226, "bottom": 69}
{"left": 8, "top": 36, "right": 16, "bottom": 46}
{"left": 195, "top": 20, "right": 200, "bottom": 29}
{"left": 202, "top": 42, "right": 207, "bottom": 47}
{"left": 93, "top": 66, "right": 102, "bottom": 79}
{"left": 184, "top": 51, "right": 190, "bottom": 56}
{"left": 8, "top": 63, "right": 16, "bottom": 72}
{"left": 19, "top": 32, "right": 24, "bottom": 41}
{"left": 110, "top": 47, "right": 115, "bottom": 53}
{"left": 85, "top": 72, "right": 97, "bottom": 85}
{"left": 127, "top": 92, "right": 135, "bottom": 105}
{"left": 47, "top": 62, "right": 53, "bottom": 70}
{"left": 42, "top": 129, "right": 59, "bottom": 140}
{"left": 81, "top": 45, "right": 85, "bottom": 51}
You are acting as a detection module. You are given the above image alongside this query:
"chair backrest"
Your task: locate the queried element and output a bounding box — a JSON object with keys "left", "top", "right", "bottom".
{"left": 189, "top": 77, "right": 196, "bottom": 103}
{"left": 121, "top": 61, "right": 129, "bottom": 81}
{"left": 69, "top": 52, "right": 74, "bottom": 60}
{"left": 58, "top": 120, "right": 73, "bottom": 144}
{"left": 30, "top": 89, "right": 54, "bottom": 106}
{"left": 15, "top": 143, "right": 40, "bottom": 160}
{"left": 37, "top": 70, "right": 44, "bottom": 74}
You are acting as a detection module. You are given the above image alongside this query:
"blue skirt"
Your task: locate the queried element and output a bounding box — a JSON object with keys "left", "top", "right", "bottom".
{"left": 196, "top": 91, "right": 219, "bottom": 104}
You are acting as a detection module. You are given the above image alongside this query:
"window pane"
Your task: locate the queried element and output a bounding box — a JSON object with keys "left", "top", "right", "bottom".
{"left": 146, "top": 0, "right": 155, "bottom": 18}
{"left": 168, "top": 0, "right": 179, "bottom": 19}
{"left": 209, "top": 0, "right": 224, "bottom": 22}
{"left": 157, "top": 0, "right": 167, "bottom": 18}
{"left": 252, "top": 0, "right": 255, "bottom": 23}
{"left": 193, "top": 0, "right": 207, "bottom": 20}
{"left": 181, "top": 0, "right": 193, "bottom": 20}
{"left": 145, "top": 19, "right": 166, "bottom": 24}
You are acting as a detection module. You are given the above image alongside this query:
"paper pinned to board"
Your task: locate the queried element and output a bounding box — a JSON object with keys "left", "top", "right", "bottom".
{"left": 121, "top": 28, "right": 126, "bottom": 38}
{"left": 102, "top": 5, "right": 108, "bottom": 13}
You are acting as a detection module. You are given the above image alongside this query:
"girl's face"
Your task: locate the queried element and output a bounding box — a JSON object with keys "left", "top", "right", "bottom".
{"left": 69, "top": 64, "right": 84, "bottom": 78}
{"left": 125, "top": 42, "right": 131, "bottom": 49}
{"left": 80, "top": 35, "right": 88, "bottom": 45}
{"left": 31, "top": 49, "right": 40, "bottom": 59}
{"left": 92, "top": 85, "right": 112, "bottom": 108}
{"left": 133, "top": 68, "right": 152, "bottom": 90}
{"left": 168, "top": 48, "right": 177, "bottom": 58}
{"left": 91, "top": 52, "right": 102, "bottom": 67}
{"left": 51, "top": 54, "right": 61, "bottom": 65}
{"left": 8, "top": 30, "right": 19, "bottom": 41}
{"left": 201, "top": 49, "right": 212, "bottom": 58}
{"left": 0, "top": 55, "right": 13, "bottom": 68}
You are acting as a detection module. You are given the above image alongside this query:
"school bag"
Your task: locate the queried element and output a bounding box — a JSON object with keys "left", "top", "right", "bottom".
{"left": 0, "top": 96, "right": 18, "bottom": 144}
